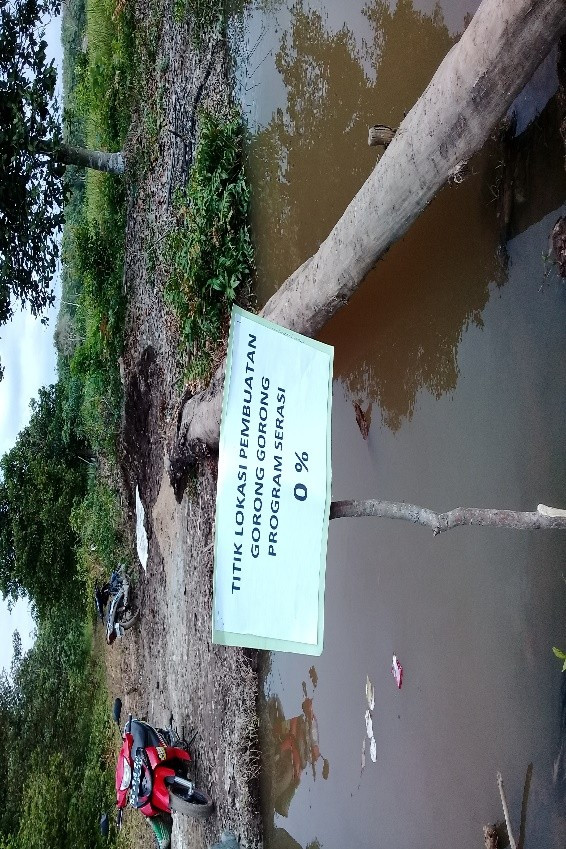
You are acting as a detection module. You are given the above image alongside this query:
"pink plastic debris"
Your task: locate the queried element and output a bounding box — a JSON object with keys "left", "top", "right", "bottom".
{"left": 391, "top": 654, "right": 403, "bottom": 689}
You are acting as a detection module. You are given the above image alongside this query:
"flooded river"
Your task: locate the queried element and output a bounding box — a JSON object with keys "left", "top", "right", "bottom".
{"left": 233, "top": 1, "right": 566, "bottom": 846}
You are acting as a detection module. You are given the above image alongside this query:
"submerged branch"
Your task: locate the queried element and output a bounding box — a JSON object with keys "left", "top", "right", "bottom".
{"left": 497, "top": 771, "right": 517, "bottom": 849}
{"left": 329, "top": 500, "right": 566, "bottom": 535}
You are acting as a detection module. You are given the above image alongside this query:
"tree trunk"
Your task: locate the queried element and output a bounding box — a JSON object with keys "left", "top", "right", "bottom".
{"left": 56, "top": 144, "right": 125, "bottom": 175}
{"left": 329, "top": 501, "right": 566, "bottom": 535}
{"left": 168, "top": 0, "right": 566, "bottom": 487}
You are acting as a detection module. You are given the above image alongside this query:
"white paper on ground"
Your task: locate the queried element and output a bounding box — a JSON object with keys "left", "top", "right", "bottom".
{"left": 136, "top": 485, "right": 148, "bottom": 571}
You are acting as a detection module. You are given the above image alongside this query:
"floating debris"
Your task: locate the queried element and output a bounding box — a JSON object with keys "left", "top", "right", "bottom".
{"left": 353, "top": 401, "right": 372, "bottom": 440}
{"left": 363, "top": 676, "right": 377, "bottom": 767}
{"left": 391, "top": 654, "right": 403, "bottom": 689}
{"left": 551, "top": 215, "right": 566, "bottom": 277}
{"left": 365, "top": 709, "right": 374, "bottom": 739}
{"left": 365, "top": 675, "right": 375, "bottom": 710}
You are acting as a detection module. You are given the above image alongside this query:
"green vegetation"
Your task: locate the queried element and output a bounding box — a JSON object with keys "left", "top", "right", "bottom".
{"left": 1, "top": 0, "right": 256, "bottom": 844}
{"left": 174, "top": 0, "right": 225, "bottom": 43}
{"left": 0, "top": 0, "right": 64, "bottom": 379}
{"left": 166, "top": 111, "right": 254, "bottom": 383}
{"left": 58, "top": 0, "right": 134, "bottom": 458}
{"left": 1, "top": 3, "right": 135, "bottom": 847}
{"left": 71, "top": 474, "right": 132, "bottom": 587}
{"left": 0, "top": 613, "right": 120, "bottom": 849}
{"left": 553, "top": 646, "right": 566, "bottom": 671}
{"left": 0, "top": 385, "right": 88, "bottom": 616}
{"left": 173, "top": 0, "right": 247, "bottom": 47}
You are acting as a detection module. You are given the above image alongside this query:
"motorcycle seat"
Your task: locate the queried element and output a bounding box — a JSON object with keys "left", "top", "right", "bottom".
{"left": 130, "top": 719, "right": 164, "bottom": 753}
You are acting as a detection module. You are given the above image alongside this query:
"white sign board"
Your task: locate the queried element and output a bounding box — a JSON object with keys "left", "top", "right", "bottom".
{"left": 212, "top": 307, "right": 333, "bottom": 655}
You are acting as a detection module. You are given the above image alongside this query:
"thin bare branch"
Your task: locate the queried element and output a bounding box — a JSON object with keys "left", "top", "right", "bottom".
{"left": 329, "top": 500, "right": 566, "bottom": 535}
{"left": 497, "top": 771, "right": 517, "bottom": 849}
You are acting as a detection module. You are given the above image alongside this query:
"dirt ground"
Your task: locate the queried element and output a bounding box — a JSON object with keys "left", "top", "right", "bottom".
{"left": 103, "top": 6, "right": 263, "bottom": 849}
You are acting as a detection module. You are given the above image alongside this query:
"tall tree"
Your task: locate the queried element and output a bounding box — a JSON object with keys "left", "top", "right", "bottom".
{"left": 0, "top": 0, "right": 124, "bottom": 379}
{"left": 0, "top": 383, "right": 87, "bottom": 614}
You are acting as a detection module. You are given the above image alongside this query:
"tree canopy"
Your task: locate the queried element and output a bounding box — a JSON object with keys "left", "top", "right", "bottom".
{"left": 0, "top": 383, "right": 87, "bottom": 615}
{"left": 0, "top": 0, "right": 64, "bottom": 377}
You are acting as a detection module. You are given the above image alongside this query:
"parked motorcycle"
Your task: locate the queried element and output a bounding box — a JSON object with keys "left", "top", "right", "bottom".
{"left": 102, "top": 697, "right": 213, "bottom": 845}
{"left": 94, "top": 566, "right": 139, "bottom": 645}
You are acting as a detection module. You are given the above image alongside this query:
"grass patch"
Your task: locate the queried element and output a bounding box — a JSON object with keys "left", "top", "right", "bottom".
{"left": 59, "top": 0, "right": 133, "bottom": 464}
{"left": 165, "top": 111, "right": 254, "bottom": 384}
{"left": 174, "top": 0, "right": 246, "bottom": 50}
{"left": 71, "top": 471, "right": 133, "bottom": 588}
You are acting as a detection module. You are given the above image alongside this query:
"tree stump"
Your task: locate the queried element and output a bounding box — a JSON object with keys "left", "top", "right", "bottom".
{"left": 367, "top": 124, "right": 397, "bottom": 147}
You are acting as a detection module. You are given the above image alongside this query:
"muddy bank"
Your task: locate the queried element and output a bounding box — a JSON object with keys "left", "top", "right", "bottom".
{"left": 108, "top": 3, "right": 262, "bottom": 848}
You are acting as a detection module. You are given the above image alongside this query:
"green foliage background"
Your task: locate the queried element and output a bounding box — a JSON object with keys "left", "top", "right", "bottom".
{"left": 0, "top": 614, "right": 118, "bottom": 849}
{"left": 166, "top": 111, "right": 254, "bottom": 383}
{"left": 1, "top": 0, "right": 255, "bottom": 844}
{"left": 0, "top": 2, "right": 134, "bottom": 847}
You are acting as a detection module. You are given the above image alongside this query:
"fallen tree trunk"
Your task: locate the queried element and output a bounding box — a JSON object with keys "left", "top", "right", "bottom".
{"left": 329, "top": 501, "right": 566, "bottom": 535}
{"left": 168, "top": 0, "right": 566, "bottom": 489}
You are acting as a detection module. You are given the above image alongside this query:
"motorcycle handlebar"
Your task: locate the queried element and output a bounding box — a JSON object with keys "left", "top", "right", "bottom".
{"left": 126, "top": 714, "right": 132, "bottom": 735}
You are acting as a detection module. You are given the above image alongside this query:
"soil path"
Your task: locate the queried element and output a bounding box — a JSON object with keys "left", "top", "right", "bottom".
{"left": 106, "top": 7, "right": 262, "bottom": 848}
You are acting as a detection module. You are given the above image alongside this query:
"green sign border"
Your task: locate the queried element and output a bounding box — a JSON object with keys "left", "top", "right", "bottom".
{"left": 212, "top": 306, "right": 333, "bottom": 655}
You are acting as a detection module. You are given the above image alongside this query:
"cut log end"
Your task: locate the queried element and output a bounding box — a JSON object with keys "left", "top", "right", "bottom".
{"left": 368, "top": 124, "right": 397, "bottom": 147}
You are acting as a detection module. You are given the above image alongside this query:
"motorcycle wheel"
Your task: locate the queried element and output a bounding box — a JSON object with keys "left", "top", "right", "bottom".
{"left": 120, "top": 608, "right": 140, "bottom": 629}
{"left": 168, "top": 779, "right": 214, "bottom": 820}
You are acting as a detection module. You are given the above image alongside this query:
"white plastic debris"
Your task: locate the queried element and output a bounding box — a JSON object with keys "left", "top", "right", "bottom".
{"left": 363, "top": 676, "right": 377, "bottom": 767}
{"left": 537, "top": 504, "right": 566, "bottom": 518}
{"left": 136, "top": 485, "right": 148, "bottom": 572}
{"left": 365, "top": 709, "right": 373, "bottom": 739}
{"left": 366, "top": 675, "right": 375, "bottom": 711}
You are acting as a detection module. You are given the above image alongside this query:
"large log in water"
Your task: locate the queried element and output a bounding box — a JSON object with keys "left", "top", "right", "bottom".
{"left": 168, "top": 0, "right": 566, "bottom": 488}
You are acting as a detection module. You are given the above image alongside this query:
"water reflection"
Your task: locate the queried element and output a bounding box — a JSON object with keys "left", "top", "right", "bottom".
{"left": 271, "top": 828, "right": 322, "bottom": 849}
{"left": 501, "top": 97, "right": 566, "bottom": 243}
{"left": 240, "top": 3, "right": 566, "bottom": 847}
{"left": 265, "top": 670, "right": 329, "bottom": 818}
{"left": 243, "top": 0, "right": 566, "bottom": 433}
{"left": 321, "top": 90, "right": 566, "bottom": 430}
{"left": 260, "top": 666, "right": 328, "bottom": 849}
{"left": 554, "top": 677, "right": 566, "bottom": 803}
{"left": 247, "top": 0, "right": 456, "bottom": 301}
{"left": 321, "top": 146, "right": 505, "bottom": 430}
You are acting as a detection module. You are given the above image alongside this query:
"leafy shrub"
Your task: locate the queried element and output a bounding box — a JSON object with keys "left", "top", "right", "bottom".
{"left": 71, "top": 474, "right": 131, "bottom": 584}
{"left": 166, "top": 111, "right": 254, "bottom": 382}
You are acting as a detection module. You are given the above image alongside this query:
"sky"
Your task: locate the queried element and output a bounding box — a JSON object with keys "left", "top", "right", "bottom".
{"left": 0, "top": 11, "right": 64, "bottom": 676}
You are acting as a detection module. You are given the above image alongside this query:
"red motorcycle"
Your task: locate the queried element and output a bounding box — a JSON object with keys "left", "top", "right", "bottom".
{"left": 102, "top": 698, "right": 213, "bottom": 844}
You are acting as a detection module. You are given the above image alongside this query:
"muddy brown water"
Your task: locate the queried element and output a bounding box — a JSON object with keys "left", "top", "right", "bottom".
{"left": 232, "top": 2, "right": 566, "bottom": 847}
